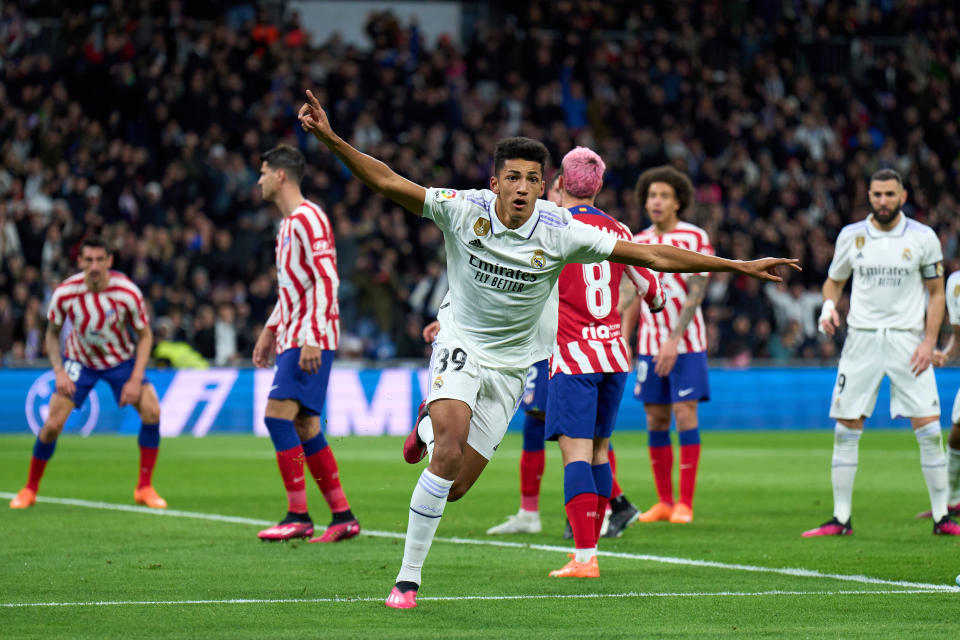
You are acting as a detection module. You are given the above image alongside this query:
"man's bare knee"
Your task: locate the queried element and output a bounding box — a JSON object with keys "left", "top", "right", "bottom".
{"left": 138, "top": 407, "right": 160, "bottom": 424}
{"left": 429, "top": 446, "right": 463, "bottom": 481}
{"left": 645, "top": 404, "right": 671, "bottom": 430}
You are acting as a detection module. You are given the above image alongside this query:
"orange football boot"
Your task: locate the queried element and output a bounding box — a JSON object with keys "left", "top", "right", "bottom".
{"left": 133, "top": 486, "right": 168, "bottom": 509}
{"left": 10, "top": 488, "right": 37, "bottom": 509}
{"left": 549, "top": 554, "right": 599, "bottom": 578}
{"left": 669, "top": 503, "right": 693, "bottom": 524}
{"left": 637, "top": 501, "right": 673, "bottom": 522}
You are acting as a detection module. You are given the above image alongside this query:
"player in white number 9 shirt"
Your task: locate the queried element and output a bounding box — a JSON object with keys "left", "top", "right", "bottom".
{"left": 803, "top": 168, "right": 960, "bottom": 537}
{"left": 296, "top": 88, "right": 801, "bottom": 609}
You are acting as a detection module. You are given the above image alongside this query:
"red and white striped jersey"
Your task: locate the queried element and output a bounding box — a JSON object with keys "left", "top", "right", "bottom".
{"left": 551, "top": 204, "right": 664, "bottom": 375}
{"left": 47, "top": 271, "right": 148, "bottom": 370}
{"left": 266, "top": 200, "right": 340, "bottom": 352}
{"left": 633, "top": 221, "right": 713, "bottom": 355}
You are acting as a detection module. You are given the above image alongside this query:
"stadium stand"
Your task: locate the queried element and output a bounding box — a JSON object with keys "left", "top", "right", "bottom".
{"left": 1, "top": 1, "right": 958, "bottom": 365}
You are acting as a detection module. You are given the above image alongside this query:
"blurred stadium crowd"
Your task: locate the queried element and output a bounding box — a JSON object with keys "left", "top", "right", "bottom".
{"left": 1, "top": 0, "right": 958, "bottom": 367}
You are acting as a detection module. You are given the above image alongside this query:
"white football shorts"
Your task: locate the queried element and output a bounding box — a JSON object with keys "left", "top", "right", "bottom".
{"left": 830, "top": 328, "right": 940, "bottom": 420}
{"left": 425, "top": 334, "right": 526, "bottom": 460}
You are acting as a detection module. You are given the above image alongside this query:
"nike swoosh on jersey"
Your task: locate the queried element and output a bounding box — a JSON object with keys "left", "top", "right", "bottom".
{"left": 678, "top": 388, "right": 694, "bottom": 397}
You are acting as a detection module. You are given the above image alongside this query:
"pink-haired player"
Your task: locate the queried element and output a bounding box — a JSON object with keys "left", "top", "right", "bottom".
{"left": 544, "top": 147, "right": 665, "bottom": 577}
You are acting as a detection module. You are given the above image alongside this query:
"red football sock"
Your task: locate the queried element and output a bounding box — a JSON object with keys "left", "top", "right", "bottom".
{"left": 519, "top": 449, "right": 545, "bottom": 512}
{"left": 679, "top": 443, "right": 701, "bottom": 507}
{"left": 25, "top": 457, "right": 48, "bottom": 492}
{"left": 137, "top": 447, "right": 159, "bottom": 489}
{"left": 565, "top": 493, "right": 599, "bottom": 550}
{"left": 649, "top": 445, "right": 675, "bottom": 505}
{"left": 305, "top": 446, "right": 350, "bottom": 514}
{"left": 594, "top": 495, "right": 610, "bottom": 539}
{"left": 276, "top": 446, "right": 308, "bottom": 513}
{"left": 608, "top": 448, "right": 623, "bottom": 499}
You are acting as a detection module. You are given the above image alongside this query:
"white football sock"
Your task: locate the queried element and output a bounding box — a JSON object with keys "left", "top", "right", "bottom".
{"left": 831, "top": 423, "right": 862, "bottom": 524}
{"left": 914, "top": 422, "right": 948, "bottom": 521}
{"left": 395, "top": 469, "right": 453, "bottom": 586}
{"left": 417, "top": 415, "right": 436, "bottom": 463}
{"left": 574, "top": 547, "right": 596, "bottom": 563}
{"left": 947, "top": 447, "right": 960, "bottom": 504}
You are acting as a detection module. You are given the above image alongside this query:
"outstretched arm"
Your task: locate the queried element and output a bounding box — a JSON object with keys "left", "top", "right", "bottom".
{"left": 608, "top": 240, "right": 800, "bottom": 282}
{"left": 298, "top": 90, "right": 426, "bottom": 215}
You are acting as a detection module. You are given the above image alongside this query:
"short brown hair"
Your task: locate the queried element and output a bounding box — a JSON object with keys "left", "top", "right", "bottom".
{"left": 869, "top": 168, "right": 903, "bottom": 187}
{"left": 634, "top": 165, "right": 694, "bottom": 217}
{"left": 262, "top": 144, "right": 305, "bottom": 184}
{"left": 80, "top": 235, "right": 110, "bottom": 255}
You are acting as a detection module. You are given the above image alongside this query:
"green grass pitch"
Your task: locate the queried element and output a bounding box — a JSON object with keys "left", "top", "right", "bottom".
{"left": 1, "top": 430, "right": 958, "bottom": 638}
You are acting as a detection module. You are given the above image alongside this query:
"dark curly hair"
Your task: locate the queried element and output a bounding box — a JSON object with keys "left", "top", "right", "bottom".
{"left": 634, "top": 165, "right": 695, "bottom": 217}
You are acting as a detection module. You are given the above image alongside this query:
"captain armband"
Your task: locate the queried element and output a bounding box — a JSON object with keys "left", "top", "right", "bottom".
{"left": 920, "top": 261, "right": 944, "bottom": 279}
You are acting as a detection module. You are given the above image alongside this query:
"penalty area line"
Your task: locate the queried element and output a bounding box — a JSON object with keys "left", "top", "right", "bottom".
{"left": 3, "top": 492, "right": 956, "bottom": 593}
{"left": 1, "top": 589, "right": 955, "bottom": 608}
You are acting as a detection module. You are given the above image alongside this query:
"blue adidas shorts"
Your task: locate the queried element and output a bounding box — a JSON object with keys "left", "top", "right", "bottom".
{"left": 520, "top": 359, "right": 549, "bottom": 414}
{"left": 268, "top": 348, "right": 335, "bottom": 416}
{"left": 67, "top": 358, "right": 151, "bottom": 407}
{"left": 634, "top": 351, "right": 710, "bottom": 405}
{"left": 545, "top": 371, "right": 627, "bottom": 441}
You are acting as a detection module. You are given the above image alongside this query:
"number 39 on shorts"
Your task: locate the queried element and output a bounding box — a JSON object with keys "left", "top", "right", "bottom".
{"left": 434, "top": 347, "right": 468, "bottom": 374}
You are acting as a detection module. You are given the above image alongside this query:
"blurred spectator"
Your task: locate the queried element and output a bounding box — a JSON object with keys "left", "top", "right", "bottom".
{"left": 0, "top": 2, "right": 958, "bottom": 366}
{"left": 765, "top": 282, "right": 823, "bottom": 339}
{"left": 214, "top": 304, "right": 239, "bottom": 366}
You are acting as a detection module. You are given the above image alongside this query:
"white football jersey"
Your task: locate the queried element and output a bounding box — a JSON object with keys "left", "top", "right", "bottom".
{"left": 828, "top": 213, "right": 943, "bottom": 331}
{"left": 422, "top": 187, "right": 617, "bottom": 369}
{"left": 946, "top": 270, "right": 960, "bottom": 326}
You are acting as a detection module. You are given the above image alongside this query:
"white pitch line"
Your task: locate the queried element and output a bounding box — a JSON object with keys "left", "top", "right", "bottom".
{"left": 3, "top": 492, "right": 957, "bottom": 593}
{"left": 1, "top": 589, "right": 954, "bottom": 609}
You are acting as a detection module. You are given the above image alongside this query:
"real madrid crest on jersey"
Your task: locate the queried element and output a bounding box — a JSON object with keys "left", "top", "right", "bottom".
{"left": 473, "top": 217, "right": 490, "bottom": 237}
{"left": 954, "top": 284, "right": 960, "bottom": 298}
{"left": 855, "top": 235, "right": 865, "bottom": 258}
{"left": 530, "top": 249, "right": 546, "bottom": 269}
{"left": 902, "top": 248, "right": 912, "bottom": 261}
{"left": 432, "top": 375, "right": 443, "bottom": 390}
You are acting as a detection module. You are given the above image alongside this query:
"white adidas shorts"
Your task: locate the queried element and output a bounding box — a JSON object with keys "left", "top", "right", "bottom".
{"left": 425, "top": 334, "right": 526, "bottom": 460}
{"left": 829, "top": 328, "right": 940, "bottom": 420}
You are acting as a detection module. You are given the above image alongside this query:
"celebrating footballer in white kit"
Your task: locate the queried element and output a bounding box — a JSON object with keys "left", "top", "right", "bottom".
{"left": 296, "top": 88, "right": 801, "bottom": 609}
{"left": 803, "top": 168, "right": 960, "bottom": 538}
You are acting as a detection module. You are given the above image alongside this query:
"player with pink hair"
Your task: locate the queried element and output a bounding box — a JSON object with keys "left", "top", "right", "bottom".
{"left": 545, "top": 147, "right": 665, "bottom": 577}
